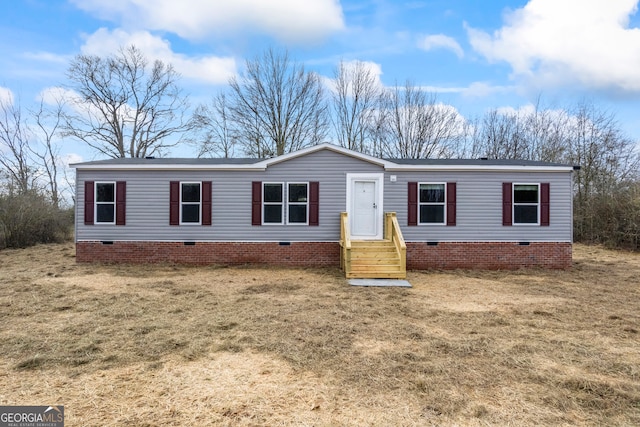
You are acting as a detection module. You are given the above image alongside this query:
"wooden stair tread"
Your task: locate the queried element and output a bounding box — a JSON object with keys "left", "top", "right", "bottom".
{"left": 346, "top": 238, "right": 404, "bottom": 278}
{"left": 341, "top": 214, "right": 407, "bottom": 279}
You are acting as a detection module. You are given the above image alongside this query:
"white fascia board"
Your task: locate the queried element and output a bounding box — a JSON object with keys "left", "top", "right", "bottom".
{"left": 71, "top": 162, "right": 573, "bottom": 173}
{"left": 255, "top": 143, "right": 394, "bottom": 169}
{"left": 384, "top": 165, "right": 575, "bottom": 172}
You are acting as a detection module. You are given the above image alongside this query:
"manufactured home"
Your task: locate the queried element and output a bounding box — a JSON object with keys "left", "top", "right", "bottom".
{"left": 72, "top": 143, "right": 575, "bottom": 278}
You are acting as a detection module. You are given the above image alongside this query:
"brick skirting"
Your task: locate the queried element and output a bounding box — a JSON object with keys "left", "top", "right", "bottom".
{"left": 76, "top": 241, "right": 341, "bottom": 267}
{"left": 76, "top": 241, "right": 572, "bottom": 269}
{"left": 406, "top": 241, "right": 572, "bottom": 270}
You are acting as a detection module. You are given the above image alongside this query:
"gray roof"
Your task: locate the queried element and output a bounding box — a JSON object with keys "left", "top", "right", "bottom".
{"left": 70, "top": 144, "right": 576, "bottom": 170}
{"left": 386, "top": 158, "right": 573, "bottom": 167}
{"left": 75, "top": 156, "right": 572, "bottom": 168}
{"left": 75, "top": 157, "right": 262, "bottom": 165}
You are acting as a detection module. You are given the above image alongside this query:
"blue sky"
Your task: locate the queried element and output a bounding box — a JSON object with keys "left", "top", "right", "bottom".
{"left": 1, "top": 0, "right": 640, "bottom": 161}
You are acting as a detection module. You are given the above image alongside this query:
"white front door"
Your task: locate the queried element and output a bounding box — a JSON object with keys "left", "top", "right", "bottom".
{"left": 347, "top": 173, "right": 384, "bottom": 239}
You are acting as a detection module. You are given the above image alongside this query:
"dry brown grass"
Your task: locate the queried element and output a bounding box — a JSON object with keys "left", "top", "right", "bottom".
{"left": 0, "top": 243, "right": 639, "bottom": 426}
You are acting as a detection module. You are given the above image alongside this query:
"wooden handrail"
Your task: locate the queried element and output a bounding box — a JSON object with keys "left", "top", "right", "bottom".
{"left": 340, "top": 212, "right": 351, "bottom": 272}
{"left": 340, "top": 212, "right": 351, "bottom": 249}
{"left": 341, "top": 212, "right": 405, "bottom": 278}
{"left": 388, "top": 213, "right": 406, "bottom": 249}
{"left": 386, "top": 212, "right": 406, "bottom": 275}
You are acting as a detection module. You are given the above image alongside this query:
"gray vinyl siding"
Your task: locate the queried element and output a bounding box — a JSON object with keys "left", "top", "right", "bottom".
{"left": 76, "top": 150, "right": 382, "bottom": 242}
{"left": 76, "top": 149, "right": 573, "bottom": 243}
{"left": 386, "top": 171, "right": 572, "bottom": 242}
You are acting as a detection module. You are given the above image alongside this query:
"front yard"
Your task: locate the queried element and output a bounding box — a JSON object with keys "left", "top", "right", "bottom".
{"left": 0, "top": 243, "right": 638, "bottom": 425}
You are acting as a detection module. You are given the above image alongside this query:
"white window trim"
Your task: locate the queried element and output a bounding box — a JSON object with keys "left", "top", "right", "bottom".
{"left": 263, "top": 182, "right": 284, "bottom": 225}
{"left": 95, "top": 181, "right": 116, "bottom": 225}
{"left": 286, "top": 182, "right": 309, "bottom": 225}
{"left": 513, "top": 183, "right": 540, "bottom": 226}
{"left": 180, "top": 181, "right": 202, "bottom": 225}
{"left": 418, "top": 182, "right": 446, "bottom": 225}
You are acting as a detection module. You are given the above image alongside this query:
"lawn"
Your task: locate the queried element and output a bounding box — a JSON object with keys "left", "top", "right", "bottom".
{"left": 0, "top": 243, "right": 639, "bottom": 426}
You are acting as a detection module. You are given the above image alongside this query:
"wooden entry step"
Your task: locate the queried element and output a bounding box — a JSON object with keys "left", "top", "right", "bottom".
{"left": 340, "top": 212, "right": 407, "bottom": 280}
{"left": 346, "top": 239, "right": 405, "bottom": 279}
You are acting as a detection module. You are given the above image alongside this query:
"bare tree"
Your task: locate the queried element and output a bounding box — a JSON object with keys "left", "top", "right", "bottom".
{"left": 331, "top": 60, "right": 381, "bottom": 153}
{"left": 30, "top": 99, "right": 64, "bottom": 207}
{"left": 524, "top": 104, "right": 569, "bottom": 162}
{"left": 466, "top": 98, "right": 639, "bottom": 248}
{"left": 64, "top": 45, "right": 192, "bottom": 158}
{"left": 193, "top": 93, "right": 237, "bottom": 158}
{"left": 0, "top": 96, "right": 73, "bottom": 248}
{"left": 228, "top": 48, "right": 328, "bottom": 157}
{"left": 474, "top": 109, "right": 528, "bottom": 160}
{"left": 377, "top": 82, "right": 465, "bottom": 159}
{"left": 0, "top": 98, "right": 34, "bottom": 194}
{"left": 566, "top": 101, "right": 638, "bottom": 205}
{"left": 470, "top": 100, "right": 570, "bottom": 162}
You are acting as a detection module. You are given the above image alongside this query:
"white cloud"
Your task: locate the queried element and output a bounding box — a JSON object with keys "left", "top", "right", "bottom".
{"left": 21, "top": 51, "right": 69, "bottom": 64}
{"left": 64, "top": 153, "right": 84, "bottom": 167}
{"left": 39, "top": 87, "right": 81, "bottom": 108}
{"left": 418, "top": 34, "right": 464, "bottom": 58}
{"left": 0, "top": 87, "right": 14, "bottom": 105}
{"left": 414, "top": 82, "right": 514, "bottom": 97}
{"left": 344, "top": 60, "right": 384, "bottom": 85}
{"left": 460, "top": 82, "right": 513, "bottom": 97}
{"left": 493, "top": 103, "right": 585, "bottom": 134}
{"left": 70, "top": 0, "right": 344, "bottom": 43}
{"left": 81, "top": 28, "right": 236, "bottom": 85}
{"left": 327, "top": 59, "right": 385, "bottom": 91}
{"left": 495, "top": 104, "right": 537, "bottom": 117}
{"left": 430, "top": 103, "right": 468, "bottom": 137}
{"left": 467, "top": 0, "right": 640, "bottom": 92}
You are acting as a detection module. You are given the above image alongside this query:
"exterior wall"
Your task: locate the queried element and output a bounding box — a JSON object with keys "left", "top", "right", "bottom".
{"left": 75, "top": 150, "right": 381, "bottom": 242}
{"left": 385, "top": 170, "right": 573, "bottom": 242}
{"left": 76, "top": 241, "right": 571, "bottom": 269}
{"left": 74, "top": 147, "right": 574, "bottom": 269}
{"left": 76, "top": 151, "right": 573, "bottom": 244}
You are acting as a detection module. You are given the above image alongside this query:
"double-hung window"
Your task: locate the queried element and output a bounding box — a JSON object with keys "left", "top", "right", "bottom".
{"left": 262, "top": 182, "right": 309, "bottom": 224}
{"left": 253, "top": 181, "right": 318, "bottom": 226}
{"left": 263, "top": 183, "right": 284, "bottom": 224}
{"left": 95, "top": 182, "right": 116, "bottom": 224}
{"left": 169, "top": 181, "right": 211, "bottom": 226}
{"left": 84, "top": 180, "right": 125, "bottom": 226}
{"left": 418, "top": 183, "right": 445, "bottom": 224}
{"left": 181, "top": 182, "right": 201, "bottom": 224}
{"left": 513, "top": 184, "right": 539, "bottom": 224}
{"left": 287, "top": 183, "right": 308, "bottom": 224}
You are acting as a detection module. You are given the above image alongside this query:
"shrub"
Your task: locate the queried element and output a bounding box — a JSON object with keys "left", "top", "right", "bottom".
{"left": 0, "top": 191, "right": 73, "bottom": 248}
{"left": 574, "top": 183, "right": 640, "bottom": 250}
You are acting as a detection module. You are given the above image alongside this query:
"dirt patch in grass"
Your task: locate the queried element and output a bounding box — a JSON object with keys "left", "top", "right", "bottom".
{"left": 0, "top": 243, "right": 639, "bottom": 425}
